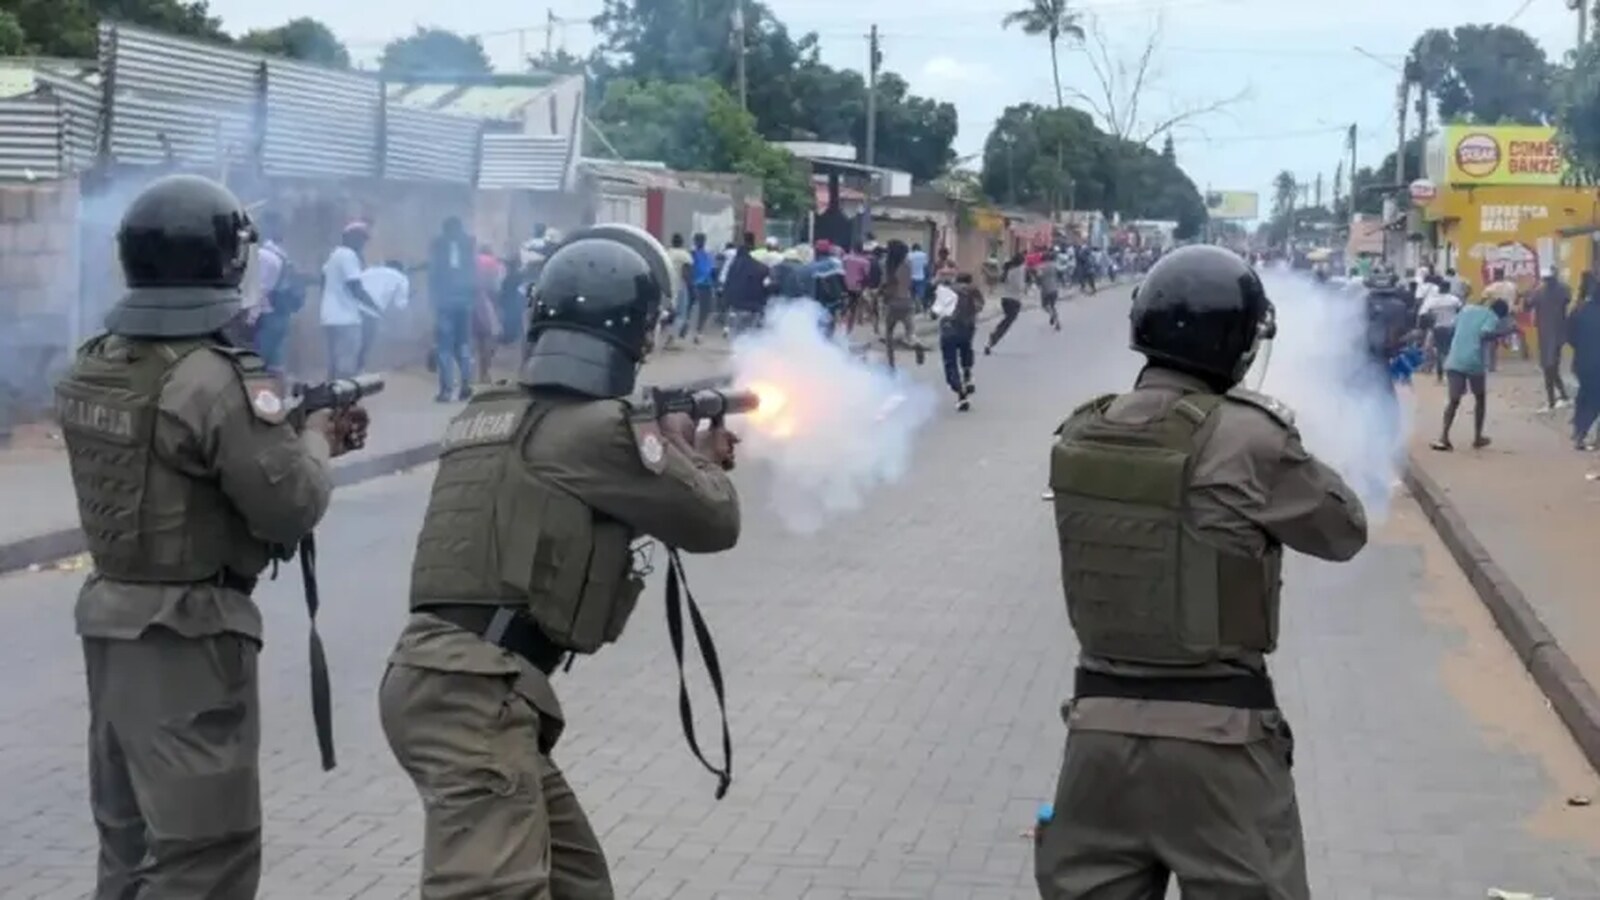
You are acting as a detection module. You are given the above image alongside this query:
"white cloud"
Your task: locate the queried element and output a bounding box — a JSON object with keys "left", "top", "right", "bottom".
{"left": 921, "top": 56, "right": 996, "bottom": 86}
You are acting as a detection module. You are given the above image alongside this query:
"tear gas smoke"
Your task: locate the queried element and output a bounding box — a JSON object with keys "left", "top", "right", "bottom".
{"left": 729, "top": 299, "right": 938, "bottom": 533}
{"left": 1248, "top": 268, "right": 1410, "bottom": 525}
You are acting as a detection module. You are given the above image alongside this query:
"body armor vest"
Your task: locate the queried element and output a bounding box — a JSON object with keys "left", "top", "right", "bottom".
{"left": 408, "top": 387, "right": 644, "bottom": 654}
{"left": 55, "top": 336, "right": 269, "bottom": 584}
{"left": 1050, "top": 391, "right": 1283, "bottom": 666}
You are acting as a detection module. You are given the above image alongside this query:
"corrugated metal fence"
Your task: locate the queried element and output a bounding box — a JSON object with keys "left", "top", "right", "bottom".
{"left": 262, "top": 56, "right": 377, "bottom": 180}
{"left": 0, "top": 22, "right": 577, "bottom": 188}
{"left": 479, "top": 134, "right": 572, "bottom": 191}
{"left": 0, "top": 97, "right": 63, "bottom": 181}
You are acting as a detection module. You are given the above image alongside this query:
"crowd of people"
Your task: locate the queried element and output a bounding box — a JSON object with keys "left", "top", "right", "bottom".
{"left": 234, "top": 214, "right": 1160, "bottom": 417}
{"left": 1315, "top": 261, "right": 1600, "bottom": 453}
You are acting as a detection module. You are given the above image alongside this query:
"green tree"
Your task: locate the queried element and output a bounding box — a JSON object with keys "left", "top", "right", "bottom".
{"left": 978, "top": 102, "right": 1207, "bottom": 236}
{"left": 1405, "top": 24, "right": 1555, "bottom": 124}
{"left": 0, "top": 11, "right": 25, "bottom": 55}
{"left": 1000, "top": 0, "right": 1085, "bottom": 109}
{"left": 238, "top": 17, "right": 350, "bottom": 68}
{"left": 1271, "top": 171, "right": 1298, "bottom": 219}
{"left": 1559, "top": 40, "right": 1600, "bottom": 184}
{"left": 527, "top": 48, "right": 588, "bottom": 76}
{"left": 379, "top": 27, "right": 492, "bottom": 77}
{"left": 591, "top": 79, "right": 810, "bottom": 217}
{"left": 2, "top": 0, "right": 224, "bottom": 58}
{"left": 590, "top": 0, "right": 958, "bottom": 181}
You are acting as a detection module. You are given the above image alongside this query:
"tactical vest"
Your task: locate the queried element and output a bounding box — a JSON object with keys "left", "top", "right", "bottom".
{"left": 408, "top": 386, "right": 644, "bottom": 654}
{"left": 55, "top": 336, "right": 269, "bottom": 584}
{"left": 1050, "top": 391, "right": 1283, "bottom": 666}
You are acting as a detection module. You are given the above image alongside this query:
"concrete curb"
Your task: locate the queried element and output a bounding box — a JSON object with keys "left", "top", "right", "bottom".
{"left": 1403, "top": 456, "right": 1600, "bottom": 774}
{"left": 0, "top": 304, "right": 1024, "bottom": 578}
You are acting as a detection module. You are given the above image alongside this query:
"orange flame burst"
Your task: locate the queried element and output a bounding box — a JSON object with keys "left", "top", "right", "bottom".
{"left": 743, "top": 380, "right": 799, "bottom": 440}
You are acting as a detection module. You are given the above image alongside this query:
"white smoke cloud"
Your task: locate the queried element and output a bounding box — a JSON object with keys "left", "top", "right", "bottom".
{"left": 729, "top": 299, "right": 938, "bottom": 533}
{"left": 1248, "top": 269, "right": 1411, "bottom": 525}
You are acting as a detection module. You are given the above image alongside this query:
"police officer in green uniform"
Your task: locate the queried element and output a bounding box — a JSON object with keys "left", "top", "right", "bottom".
{"left": 56, "top": 174, "right": 367, "bottom": 899}
{"left": 379, "top": 224, "right": 741, "bottom": 899}
{"left": 1038, "top": 245, "right": 1369, "bottom": 899}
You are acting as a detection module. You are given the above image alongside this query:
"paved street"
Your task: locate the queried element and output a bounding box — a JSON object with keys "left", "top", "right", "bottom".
{"left": 1408, "top": 361, "right": 1600, "bottom": 708}
{"left": 2, "top": 285, "right": 1598, "bottom": 899}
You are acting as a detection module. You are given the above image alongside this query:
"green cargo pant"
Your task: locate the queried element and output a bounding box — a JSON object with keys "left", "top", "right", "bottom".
{"left": 83, "top": 629, "right": 263, "bottom": 900}
{"left": 1035, "top": 727, "right": 1309, "bottom": 899}
{"left": 379, "top": 665, "right": 613, "bottom": 900}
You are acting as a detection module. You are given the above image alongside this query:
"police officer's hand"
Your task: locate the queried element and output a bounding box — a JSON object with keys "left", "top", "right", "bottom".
{"left": 304, "top": 409, "right": 344, "bottom": 456}
{"left": 660, "top": 412, "right": 699, "bottom": 449}
{"left": 697, "top": 426, "right": 740, "bottom": 471}
{"left": 334, "top": 405, "right": 370, "bottom": 454}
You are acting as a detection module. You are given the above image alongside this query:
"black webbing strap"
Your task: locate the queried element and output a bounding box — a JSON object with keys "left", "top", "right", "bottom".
{"left": 298, "top": 533, "right": 337, "bottom": 771}
{"left": 664, "top": 547, "right": 732, "bottom": 799}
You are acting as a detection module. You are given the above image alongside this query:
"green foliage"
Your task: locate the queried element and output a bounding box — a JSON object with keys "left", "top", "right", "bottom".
{"left": 238, "top": 17, "right": 350, "bottom": 69}
{"left": 978, "top": 103, "right": 1208, "bottom": 237}
{"left": 1407, "top": 25, "right": 1556, "bottom": 124}
{"left": 1, "top": 0, "right": 223, "bottom": 58}
{"left": 1559, "top": 41, "right": 1600, "bottom": 185}
{"left": 0, "top": 11, "right": 25, "bottom": 55}
{"left": 379, "top": 27, "right": 492, "bottom": 77}
{"left": 588, "top": 0, "right": 958, "bottom": 182}
{"left": 527, "top": 48, "right": 589, "bottom": 76}
{"left": 592, "top": 79, "right": 811, "bottom": 218}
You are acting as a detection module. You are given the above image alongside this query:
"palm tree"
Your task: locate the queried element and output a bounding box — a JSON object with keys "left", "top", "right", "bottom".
{"left": 1272, "top": 171, "right": 1299, "bottom": 219}
{"left": 1002, "top": 0, "right": 1086, "bottom": 109}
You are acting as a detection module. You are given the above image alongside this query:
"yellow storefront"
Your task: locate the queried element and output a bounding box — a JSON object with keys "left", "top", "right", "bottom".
{"left": 1423, "top": 125, "right": 1599, "bottom": 305}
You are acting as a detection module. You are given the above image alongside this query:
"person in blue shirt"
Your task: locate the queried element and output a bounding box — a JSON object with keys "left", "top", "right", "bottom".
{"left": 908, "top": 243, "right": 930, "bottom": 313}
{"left": 1432, "top": 298, "right": 1515, "bottom": 451}
{"left": 805, "top": 240, "right": 848, "bottom": 337}
{"left": 679, "top": 232, "right": 718, "bottom": 343}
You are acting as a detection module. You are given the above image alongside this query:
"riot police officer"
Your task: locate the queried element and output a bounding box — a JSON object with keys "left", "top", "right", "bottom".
{"left": 379, "top": 224, "right": 742, "bottom": 899}
{"left": 1037, "top": 245, "right": 1369, "bottom": 899}
{"left": 56, "top": 174, "right": 367, "bottom": 898}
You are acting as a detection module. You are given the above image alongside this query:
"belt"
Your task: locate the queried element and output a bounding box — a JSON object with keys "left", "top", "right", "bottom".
{"left": 420, "top": 604, "right": 567, "bottom": 675}
{"left": 1074, "top": 668, "right": 1277, "bottom": 710}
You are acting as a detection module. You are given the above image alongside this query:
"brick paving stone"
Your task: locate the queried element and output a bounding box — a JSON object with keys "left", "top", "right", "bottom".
{"left": 0, "top": 284, "right": 1596, "bottom": 898}
{"left": 1408, "top": 359, "right": 1600, "bottom": 709}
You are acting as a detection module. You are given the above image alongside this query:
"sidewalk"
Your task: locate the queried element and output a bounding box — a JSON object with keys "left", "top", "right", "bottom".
{"left": 1405, "top": 360, "right": 1600, "bottom": 772}
{"left": 0, "top": 306, "right": 994, "bottom": 574}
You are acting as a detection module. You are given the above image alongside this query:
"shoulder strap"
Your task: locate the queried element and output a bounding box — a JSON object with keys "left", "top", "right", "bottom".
{"left": 1054, "top": 392, "right": 1117, "bottom": 436}
{"left": 1224, "top": 386, "right": 1296, "bottom": 428}
{"left": 206, "top": 343, "right": 286, "bottom": 425}
{"left": 1171, "top": 392, "right": 1224, "bottom": 427}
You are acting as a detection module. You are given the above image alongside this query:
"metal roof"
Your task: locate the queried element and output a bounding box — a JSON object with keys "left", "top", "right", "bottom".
{"left": 387, "top": 77, "right": 577, "bottom": 123}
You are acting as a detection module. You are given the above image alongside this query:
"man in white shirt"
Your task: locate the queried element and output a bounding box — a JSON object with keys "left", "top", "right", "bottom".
{"left": 357, "top": 260, "right": 412, "bottom": 373}
{"left": 1417, "top": 281, "right": 1463, "bottom": 384}
{"left": 320, "top": 221, "right": 381, "bottom": 380}
{"left": 245, "top": 213, "right": 299, "bottom": 376}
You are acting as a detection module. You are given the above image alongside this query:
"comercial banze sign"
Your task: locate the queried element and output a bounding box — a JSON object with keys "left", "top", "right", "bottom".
{"left": 1445, "top": 125, "right": 1569, "bottom": 186}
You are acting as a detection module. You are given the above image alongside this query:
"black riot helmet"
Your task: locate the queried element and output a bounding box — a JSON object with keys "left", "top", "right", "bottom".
{"left": 1130, "top": 244, "right": 1274, "bottom": 386}
{"left": 108, "top": 174, "right": 257, "bottom": 338}
{"left": 520, "top": 224, "right": 673, "bottom": 398}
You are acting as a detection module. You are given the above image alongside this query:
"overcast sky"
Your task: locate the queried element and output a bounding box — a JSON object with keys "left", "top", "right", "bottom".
{"left": 209, "top": 0, "right": 1584, "bottom": 216}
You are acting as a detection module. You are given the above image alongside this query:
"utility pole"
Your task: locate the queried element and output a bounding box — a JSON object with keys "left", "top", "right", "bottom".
{"left": 1394, "top": 79, "right": 1408, "bottom": 188}
{"left": 1314, "top": 172, "right": 1323, "bottom": 209}
{"left": 865, "top": 25, "right": 880, "bottom": 167}
{"left": 546, "top": 9, "right": 556, "bottom": 58}
{"left": 733, "top": 0, "right": 748, "bottom": 109}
